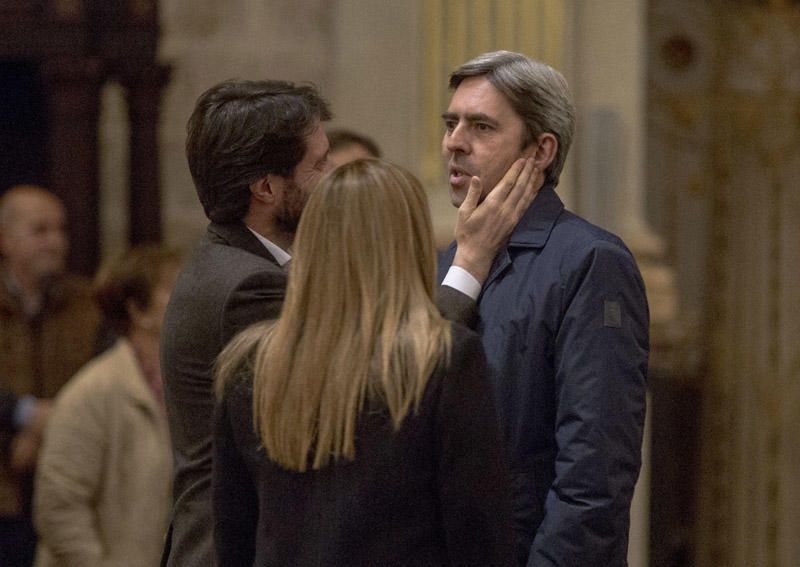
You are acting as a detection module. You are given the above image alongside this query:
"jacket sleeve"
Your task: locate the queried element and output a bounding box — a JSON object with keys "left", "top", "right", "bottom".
{"left": 529, "top": 241, "right": 649, "bottom": 566}
{"left": 212, "top": 379, "right": 258, "bottom": 567}
{"left": 162, "top": 265, "right": 285, "bottom": 567}
{"left": 436, "top": 285, "right": 479, "bottom": 330}
{"left": 221, "top": 270, "right": 286, "bottom": 344}
{"left": 436, "top": 328, "right": 516, "bottom": 567}
{"left": 33, "top": 378, "right": 106, "bottom": 567}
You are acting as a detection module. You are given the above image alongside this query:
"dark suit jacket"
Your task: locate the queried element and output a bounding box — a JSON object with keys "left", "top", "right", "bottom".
{"left": 213, "top": 323, "right": 515, "bottom": 566}
{"left": 161, "top": 221, "right": 477, "bottom": 567}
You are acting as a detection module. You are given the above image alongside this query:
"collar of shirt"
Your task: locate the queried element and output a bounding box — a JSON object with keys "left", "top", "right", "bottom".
{"left": 246, "top": 227, "right": 292, "bottom": 267}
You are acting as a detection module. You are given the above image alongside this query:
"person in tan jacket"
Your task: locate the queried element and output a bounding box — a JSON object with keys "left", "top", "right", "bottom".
{"left": 0, "top": 185, "right": 101, "bottom": 567}
{"left": 33, "top": 245, "right": 179, "bottom": 567}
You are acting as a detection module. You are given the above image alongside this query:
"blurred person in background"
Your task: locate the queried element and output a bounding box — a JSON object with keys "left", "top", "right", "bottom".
{"left": 33, "top": 244, "right": 180, "bottom": 567}
{"left": 213, "top": 159, "right": 515, "bottom": 566}
{"left": 0, "top": 391, "right": 50, "bottom": 439}
{"left": 326, "top": 128, "right": 381, "bottom": 168}
{"left": 0, "top": 185, "right": 101, "bottom": 567}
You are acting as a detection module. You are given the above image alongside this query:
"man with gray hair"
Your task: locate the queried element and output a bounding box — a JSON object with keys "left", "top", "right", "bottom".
{"left": 438, "top": 51, "right": 649, "bottom": 566}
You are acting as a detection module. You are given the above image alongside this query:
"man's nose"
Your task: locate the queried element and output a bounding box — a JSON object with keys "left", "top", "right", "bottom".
{"left": 444, "top": 123, "right": 469, "bottom": 154}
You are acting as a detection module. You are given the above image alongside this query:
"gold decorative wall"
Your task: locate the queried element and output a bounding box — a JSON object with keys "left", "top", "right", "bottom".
{"left": 650, "top": 1, "right": 800, "bottom": 565}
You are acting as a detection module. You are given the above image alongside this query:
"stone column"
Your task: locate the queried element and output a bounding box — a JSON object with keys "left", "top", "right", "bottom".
{"left": 569, "top": 0, "right": 661, "bottom": 254}
{"left": 568, "top": 2, "right": 683, "bottom": 565}
{"left": 120, "top": 63, "right": 171, "bottom": 246}
{"left": 42, "top": 56, "right": 105, "bottom": 276}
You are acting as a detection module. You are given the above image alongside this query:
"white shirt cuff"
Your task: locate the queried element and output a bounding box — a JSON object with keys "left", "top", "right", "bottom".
{"left": 442, "top": 266, "right": 481, "bottom": 301}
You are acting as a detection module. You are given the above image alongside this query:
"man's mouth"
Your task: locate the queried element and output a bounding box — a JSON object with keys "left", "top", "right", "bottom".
{"left": 448, "top": 165, "right": 472, "bottom": 186}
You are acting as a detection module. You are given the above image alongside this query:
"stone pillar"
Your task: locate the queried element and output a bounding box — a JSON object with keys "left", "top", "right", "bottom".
{"left": 569, "top": 0, "right": 664, "bottom": 256}
{"left": 696, "top": 6, "right": 800, "bottom": 566}
{"left": 42, "top": 56, "right": 105, "bottom": 276}
{"left": 569, "top": 1, "right": 683, "bottom": 565}
{"left": 120, "top": 63, "right": 171, "bottom": 246}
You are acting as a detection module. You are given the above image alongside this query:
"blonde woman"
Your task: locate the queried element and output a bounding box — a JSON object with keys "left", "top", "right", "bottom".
{"left": 213, "top": 160, "right": 514, "bottom": 566}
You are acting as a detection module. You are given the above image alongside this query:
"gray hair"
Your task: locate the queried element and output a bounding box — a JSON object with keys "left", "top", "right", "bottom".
{"left": 449, "top": 51, "right": 575, "bottom": 187}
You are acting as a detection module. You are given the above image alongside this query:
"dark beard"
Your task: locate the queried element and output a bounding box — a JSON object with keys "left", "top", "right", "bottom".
{"left": 274, "top": 178, "right": 306, "bottom": 234}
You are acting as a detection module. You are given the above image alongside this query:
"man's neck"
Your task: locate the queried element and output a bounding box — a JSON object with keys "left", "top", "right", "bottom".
{"left": 4, "top": 264, "right": 46, "bottom": 316}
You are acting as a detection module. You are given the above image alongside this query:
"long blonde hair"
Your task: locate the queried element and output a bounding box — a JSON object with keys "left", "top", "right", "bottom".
{"left": 217, "top": 159, "right": 451, "bottom": 472}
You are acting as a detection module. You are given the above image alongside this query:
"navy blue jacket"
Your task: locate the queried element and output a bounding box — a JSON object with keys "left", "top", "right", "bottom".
{"left": 438, "top": 186, "right": 649, "bottom": 566}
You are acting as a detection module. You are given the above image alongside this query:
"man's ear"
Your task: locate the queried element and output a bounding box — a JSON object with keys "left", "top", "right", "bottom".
{"left": 524, "top": 132, "right": 558, "bottom": 173}
{"left": 250, "top": 175, "right": 280, "bottom": 205}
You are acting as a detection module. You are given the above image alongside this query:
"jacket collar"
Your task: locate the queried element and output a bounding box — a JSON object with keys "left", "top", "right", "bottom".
{"left": 206, "top": 221, "right": 280, "bottom": 266}
{"left": 480, "top": 184, "right": 564, "bottom": 292}
{"left": 507, "top": 184, "right": 564, "bottom": 248}
{"left": 111, "top": 338, "right": 166, "bottom": 420}
{"left": 0, "top": 265, "right": 74, "bottom": 316}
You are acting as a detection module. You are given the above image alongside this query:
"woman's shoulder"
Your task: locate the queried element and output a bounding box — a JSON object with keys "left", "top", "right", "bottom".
{"left": 220, "top": 369, "right": 254, "bottom": 410}
{"left": 421, "top": 322, "right": 486, "bottom": 403}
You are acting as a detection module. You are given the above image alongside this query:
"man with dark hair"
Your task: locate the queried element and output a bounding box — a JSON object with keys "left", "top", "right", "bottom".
{"left": 327, "top": 128, "right": 381, "bottom": 167}
{"left": 161, "top": 78, "right": 539, "bottom": 566}
{"left": 438, "top": 51, "right": 649, "bottom": 566}
{"left": 0, "top": 185, "right": 101, "bottom": 567}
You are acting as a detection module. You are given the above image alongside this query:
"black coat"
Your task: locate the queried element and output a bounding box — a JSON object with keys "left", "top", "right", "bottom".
{"left": 213, "top": 323, "right": 515, "bottom": 566}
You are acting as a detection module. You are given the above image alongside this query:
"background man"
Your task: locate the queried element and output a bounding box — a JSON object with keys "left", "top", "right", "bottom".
{"left": 161, "top": 78, "right": 538, "bottom": 566}
{"left": 438, "top": 51, "right": 649, "bottom": 566}
{"left": 327, "top": 128, "right": 381, "bottom": 167}
{"left": 0, "top": 185, "right": 101, "bottom": 567}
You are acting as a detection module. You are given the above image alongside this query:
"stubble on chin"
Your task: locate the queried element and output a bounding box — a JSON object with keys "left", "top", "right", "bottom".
{"left": 449, "top": 186, "right": 467, "bottom": 208}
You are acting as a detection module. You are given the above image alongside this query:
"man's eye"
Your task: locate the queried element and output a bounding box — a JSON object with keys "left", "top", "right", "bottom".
{"left": 475, "top": 123, "right": 491, "bottom": 131}
{"left": 444, "top": 120, "right": 456, "bottom": 132}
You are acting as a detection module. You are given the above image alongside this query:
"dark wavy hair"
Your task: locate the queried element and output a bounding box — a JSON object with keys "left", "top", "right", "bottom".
{"left": 186, "top": 79, "right": 332, "bottom": 223}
